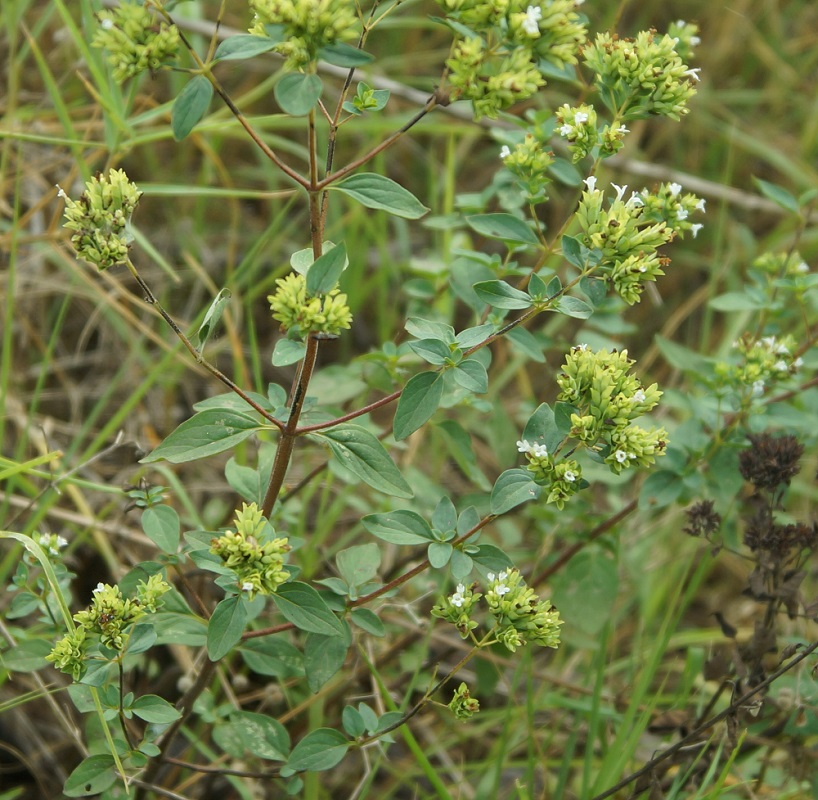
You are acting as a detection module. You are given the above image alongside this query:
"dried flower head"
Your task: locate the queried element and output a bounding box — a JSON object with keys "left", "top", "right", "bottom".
{"left": 739, "top": 433, "right": 804, "bottom": 491}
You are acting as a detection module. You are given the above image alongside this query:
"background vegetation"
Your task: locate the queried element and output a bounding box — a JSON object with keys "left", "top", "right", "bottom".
{"left": 1, "top": 0, "right": 817, "bottom": 798}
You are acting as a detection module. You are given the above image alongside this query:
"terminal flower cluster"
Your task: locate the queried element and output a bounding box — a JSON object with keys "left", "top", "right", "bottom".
{"left": 210, "top": 503, "right": 291, "bottom": 599}
{"left": 249, "top": 0, "right": 359, "bottom": 70}
{"left": 433, "top": 570, "right": 562, "bottom": 653}
{"left": 59, "top": 168, "right": 142, "bottom": 271}
{"left": 268, "top": 272, "right": 352, "bottom": 336}
{"left": 93, "top": 1, "right": 180, "bottom": 82}
{"left": 440, "top": 0, "right": 586, "bottom": 119}
{"left": 47, "top": 575, "right": 171, "bottom": 679}
{"left": 517, "top": 439, "right": 582, "bottom": 510}
{"left": 556, "top": 345, "right": 667, "bottom": 475}
{"left": 575, "top": 178, "right": 704, "bottom": 305}
{"left": 717, "top": 333, "right": 803, "bottom": 399}
{"left": 582, "top": 29, "right": 699, "bottom": 120}
{"left": 499, "top": 134, "right": 555, "bottom": 201}
{"left": 556, "top": 103, "right": 629, "bottom": 161}
{"left": 448, "top": 682, "right": 480, "bottom": 720}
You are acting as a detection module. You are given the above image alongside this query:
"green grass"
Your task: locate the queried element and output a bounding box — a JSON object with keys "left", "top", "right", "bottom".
{"left": 2, "top": 1, "right": 818, "bottom": 798}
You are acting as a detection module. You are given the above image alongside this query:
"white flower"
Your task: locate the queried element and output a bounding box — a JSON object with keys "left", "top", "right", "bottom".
{"left": 612, "top": 183, "right": 628, "bottom": 202}
{"left": 56, "top": 535, "right": 68, "bottom": 549}
{"left": 517, "top": 439, "right": 531, "bottom": 453}
{"left": 774, "top": 360, "right": 788, "bottom": 372}
{"left": 690, "top": 35, "right": 701, "bottom": 46}
{"left": 93, "top": 582, "right": 106, "bottom": 594}
{"left": 500, "top": 145, "right": 511, "bottom": 159}
{"left": 668, "top": 182, "right": 683, "bottom": 197}
{"left": 522, "top": 5, "right": 542, "bottom": 36}
{"left": 615, "top": 450, "right": 628, "bottom": 463}
{"left": 564, "top": 470, "right": 577, "bottom": 483}
{"left": 627, "top": 191, "right": 645, "bottom": 208}
{"left": 583, "top": 176, "right": 598, "bottom": 192}
{"left": 575, "top": 342, "right": 589, "bottom": 351}
{"left": 794, "top": 261, "right": 809, "bottom": 273}
{"left": 752, "top": 379, "right": 765, "bottom": 396}
{"left": 695, "top": 198, "right": 706, "bottom": 213}
{"left": 775, "top": 342, "right": 790, "bottom": 355}
{"left": 38, "top": 533, "right": 50, "bottom": 546}
{"left": 633, "top": 389, "right": 646, "bottom": 403}
{"left": 574, "top": 111, "right": 589, "bottom": 124}
{"left": 676, "top": 19, "right": 686, "bottom": 26}
{"left": 684, "top": 68, "right": 702, "bottom": 82}
{"left": 760, "top": 335, "right": 777, "bottom": 350}
{"left": 487, "top": 572, "right": 495, "bottom": 582}
{"left": 676, "top": 208, "right": 689, "bottom": 221}
{"left": 495, "top": 582, "right": 511, "bottom": 596}
{"left": 691, "top": 223, "right": 703, "bottom": 237}
{"left": 101, "top": 18, "right": 114, "bottom": 30}
{"left": 498, "top": 571, "right": 508, "bottom": 581}
{"left": 241, "top": 581, "right": 254, "bottom": 592}
{"left": 450, "top": 589, "right": 465, "bottom": 608}
{"left": 794, "top": 357, "right": 804, "bottom": 368}
{"left": 617, "top": 124, "right": 629, "bottom": 134}
{"left": 558, "top": 123, "right": 574, "bottom": 137}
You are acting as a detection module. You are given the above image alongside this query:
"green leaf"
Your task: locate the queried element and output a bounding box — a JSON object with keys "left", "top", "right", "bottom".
{"left": 551, "top": 550, "right": 618, "bottom": 636}
{"left": 393, "top": 371, "right": 444, "bottom": 441}
{"left": 471, "top": 544, "right": 514, "bottom": 573}
{"left": 195, "top": 288, "right": 231, "bottom": 351}
{"left": 207, "top": 595, "right": 247, "bottom": 661}
{"left": 432, "top": 495, "right": 457, "bottom": 532}
{"left": 172, "top": 75, "right": 213, "bottom": 141}
{"left": 528, "top": 271, "right": 548, "bottom": 300}
{"left": 580, "top": 275, "right": 607, "bottom": 306}
{"left": 523, "top": 403, "right": 563, "bottom": 453}
{"left": 0, "top": 638, "right": 51, "bottom": 671}
{"left": 655, "top": 335, "right": 715, "bottom": 374}
{"left": 362, "top": 509, "right": 434, "bottom": 545}
{"left": 272, "top": 337, "right": 307, "bottom": 366}
{"left": 428, "top": 541, "right": 453, "bottom": 568}
{"left": 753, "top": 177, "right": 799, "bottom": 214}
{"left": 435, "top": 420, "right": 491, "bottom": 491}
{"left": 126, "top": 622, "right": 157, "bottom": 655}
{"left": 554, "top": 401, "right": 578, "bottom": 437}
{"left": 506, "top": 326, "right": 545, "bottom": 362}
{"left": 473, "top": 280, "right": 533, "bottom": 310}
{"left": 450, "top": 549, "right": 473, "bottom": 579}
{"left": 405, "top": 317, "right": 455, "bottom": 342}
{"left": 214, "top": 34, "right": 279, "bottom": 61}
{"left": 332, "top": 173, "right": 429, "bottom": 219}
{"left": 342, "top": 706, "right": 366, "bottom": 737}
{"left": 275, "top": 72, "right": 323, "bottom": 116}
{"left": 336, "top": 543, "right": 381, "bottom": 587}
{"left": 452, "top": 358, "right": 488, "bottom": 393}
{"left": 349, "top": 608, "right": 385, "bottom": 636}
{"left": 141, "top": 505, "right": 180, "bottom": 553}
{"left": 318, "top": 424, "right": 413, "bottom": 498}
{"left": 709, "top": 290, "right": 767, "bottom": 311}
{"left": 131, "top": 694, "right": 182, "bottom": 724}
{"left": 285, "top": 728, "right": 349, "bottom": 773}
{"left": 238, "top": 711, "right": 290, "bottom": 760}
{"left": 318, "top": 41, "right": 374, "bottom": 67}
{"left": 152, "top": 612, "right": 208, "bottom": 646}
{"left": 291, "top": 241, "right": 347, "bottom": 276}
{"left": 638, "top": 469, "right": 684, "bottom": 510}
{"left": 455, "top": 322, "right": 494, "bottom": 349}
{"left": 240, "top": 637, "right": 304, "bottom": 678}
{"left": 561, "top": 234, "right": 583, "bottom": 268}
{"left": 490, "top": 469, "right": 542, "bottom": 514}
{"left": 305, "top": 633, "right": 349, "bottom": 692}
{"left": 465, "top": 213, "right": 540, "bottom": 245}
{"left": 555, "top": 296, "right": 593, "bottom": 319}
{"left": 273, "top": 582, "right": 345, "bottom": 637}
{"left": 408, "top": 338, "right": 454, "bottom": 365}
{"left": 140, "top": 409, "right": 264, "bottom": 464}
{"left": 63, "top": 754, "right": 117, "bottom": 797}
{"left": 306, "top": 242, "right": 347, "bottom": 295}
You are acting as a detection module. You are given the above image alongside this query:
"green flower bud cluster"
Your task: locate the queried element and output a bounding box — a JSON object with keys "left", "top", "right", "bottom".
{"left": 485, "top": 569, "right": 562, "bottom": 652}
{"left": 47, "top": 575, "right": 171, "bottom": 679}
{"left": 753, "top": 251, "right": 810, "bottom": 280}
{"left": 249, "top": 0, "right": 359, "bottom": 71}
{"left": 666, "top": 19, "right": 701, "bottom": 62}
{"left": 716, "top": 333, "right": 803, "bottom": 399}
{"left": 499, "top": 134, "right": 554, "bottom": 201}
{"left": 575, "top": 178, "right": 703, "bottom": 305}
{"left": 434, "top": 570, "right": 562, "bottom": 653}
{"left": 431, "top": 581, "right": 482, "bottom": 638}
{"left": 59, "top": 168, "right": 142, "bottom": 271}
{"left": 516, "top": 440, "right": 582, "bottom": 510}
{"left": 210, "top": 503, "right": 291, "bottom": 599}
{"left": 36, "top": 533, "right": 69, "bottom": 560}
{"left": 440, "top": 0, "right": 586, "bottom": 120}
{"left": 582, "top": 29, "right": 699, "bottom": 120}
{"left": 448, "top": 682, "right": 480, "bottom": 720}
{"left": 268, "top": 272, "right": 352, "bottom": 336}
{"left": 93, "top": 2, "right": 180, "bottom": 82}
{"left": 557, "top": 345, "right": 667, "bottom": 475}
{"left": 556, "top": 103, "right": 630, "bottom": 162}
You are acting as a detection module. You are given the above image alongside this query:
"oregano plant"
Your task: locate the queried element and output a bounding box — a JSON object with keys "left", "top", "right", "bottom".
{"left": 7, "top": 1, "right": 815, "bottom": 798}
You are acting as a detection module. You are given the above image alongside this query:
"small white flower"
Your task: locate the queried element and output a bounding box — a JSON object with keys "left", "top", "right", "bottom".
{"left": 617, "top": 124, "right": 629, "bottom": 134}
{"left": 793, "top": 357, "right": 803, "bottom": 368}
{"left": 450, "top": 590, "right": 465, "bottom": 608}
{"left": 612, "top": 183, "right": 628, "bottom": 202}
{"left": 691, "top": 223, "right": 703, "bottom": 237}
{"left": 564, "top": 470, "right": 577, "bottom": 483}
{"left": 495, "top": 583, "right": 511, "bottom": 596}
{"left": 498, "top": 571, "right": 508, "bottom": 581}
{"left": 633, "top": 389, "right": 646, "bottom": 403}
{"left": 101, "top": 18, "right": 114, "bottom": 30}
{"left": 751, "top": 379, "right": 765, "bottom": 396}
{"left": 487, "top": 572, "right": 496, "bottom": 582}
{"left": 574, "top": 111, "right": 589, "bottom": 124}
{"left": 575, "top": 342, "right": 589, "bottom": 351}
{"left": 38, "top": 533, "right": 50, "bottom": 546}
{"left": 774, "top": 360, "right": 788, "bottom": 372}
{"left": 676, "top": 19, "right": 686, "bottom": 26}
{"left": 93, "top": 582, "right": 105, "bottom": 594}
{"left": 56, "top": 535, "right": 68, "bottom": 549}
{"left": 241, "top": 581, "right": 254, "bottom": 592}
{"left": 695, "top": 198, "right": 706, "bottom": 213}
{"left": 522, "top": 5, "right": 542, "bottom": 36}
{"left": 775, "top": 342, "right": 790, "bottom": 355}
{"left": 517, "top": 439, "right": 531, "bottom": 453}
{"left": 684, "top": 68, "right": 702, "bottom": 82}
{"left": 558, "top": 123, "right": 574, "bottom": 137}
{"left": 629, "top": 452, "right": 637, "bottom": 460}
{"left": 794, "top": 261, "right": 809, "bottom": 273}
{"left": 615, "top": 450, "right": 628, "bottom": 463}
{"left": 668, "top": 182, "right": 683, "bottom": 197}
{"left": 583, "top": 176, "right": 598, "bottom": 192}
{"left": 627, "top": 191, "right": 645, "bottom": 208}
{"left": 676, "top": 208, "right": 689, "bottom": 221}
{"left": 500, "top": 145, "right": 512, "bottom": 160}
{"left": 760, "top": 335, "right": 777, "bottom": 350}
{"left": 690, "top": 36, "right": 701, "bottom": 46}
{"left": 56, "top": 185, "right": 68, "bottom": 200}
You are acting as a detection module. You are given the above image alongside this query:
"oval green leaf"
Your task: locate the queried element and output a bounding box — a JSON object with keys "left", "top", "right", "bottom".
{"left": 63, "top": 754, "right": 117, "bottom": 797}
{"left": 275, "top": 72, "right": 323, "bottom": 116}
{"left": 332, "top": 173, "right": 429, "bottom": 220}
{"left": 207, "top": 595, "right": 248, "bottom": 661}
{"left": 472, "top": 280, "right": 532, "bottom": 310}
{"left": 362, "top": 509, "right": 434, "bottom": 545}
{"left": 465, "top": 213, "right": 540, "bottom": 245}
{"left": 141, "top": 505, "right": 180, "bottom": 553}
{"left": 273, "top": 582, "right": 345, "bottom": 637}
{"left": 393, "top": 371, "right": 444, "bottom": 441}
{"left": 286, "top": 728, "right": 349, "bottom": 773}
{"left": 490, "top": 468, "right": 542, "bottom": 514}
{"left": 172, "top": 75, "right": 214, "bottom": 141}
{"left": 215, "top": 34, "right": 279, "bottom": 61}
{"left": 131, "top": 694, "right": 183, "bottom": 724}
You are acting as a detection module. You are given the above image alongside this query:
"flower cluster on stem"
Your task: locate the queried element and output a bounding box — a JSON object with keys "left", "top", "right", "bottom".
{"left": 268, "top": 273, "right": 352, "bottom": 336}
